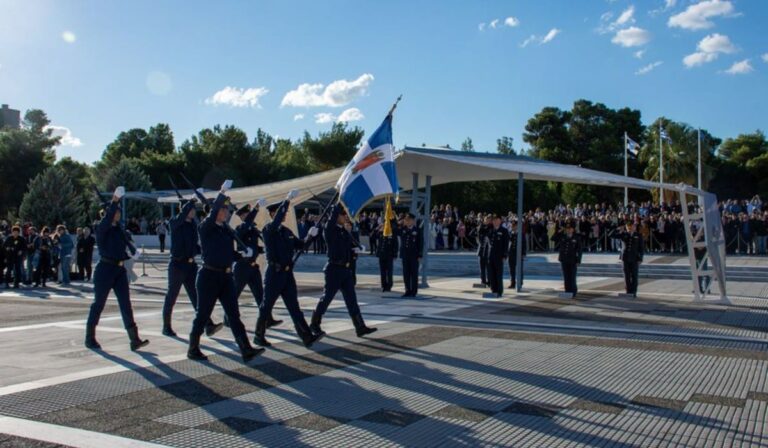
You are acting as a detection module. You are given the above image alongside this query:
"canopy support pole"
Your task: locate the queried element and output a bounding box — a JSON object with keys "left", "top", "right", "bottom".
{"left": 421, "top": 175, "right": 431, "bottom": 288}
{"left": 515, "top": 173, "right": 524, "bottom": 292}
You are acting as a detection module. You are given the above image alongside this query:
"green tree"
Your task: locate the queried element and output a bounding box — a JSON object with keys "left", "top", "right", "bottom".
{"left": 101, "top": 160, "right": 159, "bottom": 221}
{"left": 302, "top": 122, "right": 364, "bottom": 171}
{"left": 19, "top": 167, "right": 84, "bottom": 228}
{"left": 710, "top": 131, "right": 768, "bottom": 198}
{"left": 461, "top": 137, "right": 474, "bottom": 152}
{"left": 497, "top": 137, "right": 515, "bottom": 155}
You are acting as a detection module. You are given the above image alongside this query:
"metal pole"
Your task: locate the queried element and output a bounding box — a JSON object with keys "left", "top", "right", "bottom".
{"left": 624, "top": 132, "right": 628, "bottom": 208}
{"left": 697, "top": 128, "right": 702, "bottom": 190}
{"left": 409, "top": 173, "right": 419, "bottom": 216}
{"left": 421, "top": 175, "right": 431, "bottom": 288}
{"left": 659, "top": 121, "right": 664, "bottom": 204}
{"left": 140, "top": 244, "right": 147, "bottom": 277}
{"left": 515, "top": 172, "right": 524, "bottom": 292}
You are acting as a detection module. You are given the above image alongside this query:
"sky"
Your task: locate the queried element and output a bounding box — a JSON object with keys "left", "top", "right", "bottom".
{"left": 0, "top": 0, "right": 766, "bottom": 164}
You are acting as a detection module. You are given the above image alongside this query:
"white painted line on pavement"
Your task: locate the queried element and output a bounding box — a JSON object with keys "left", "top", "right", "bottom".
{"left": 0, "top": 415, "right": 169, "bottom": 448}
{"left": 0, "top": 312, "right": 161, "bottom": 334}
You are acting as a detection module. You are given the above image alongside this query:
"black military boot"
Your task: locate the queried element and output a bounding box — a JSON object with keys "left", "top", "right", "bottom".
{"left": 235, "top": 335, "right": 264, "bottom": 363}
{"left": 297, "top": 322, "right": 323, "bottom": 348}
{"left": 187, "top": 332, "right": 208, "bottom": 361}
{"left": 352, "top": 314, "right": 377, "bottom": 338}
{"left": 84, "top": 325, "right": 101, "bottom": 350}
{"left": 205, "top": 320, "right": 224, "bottom": 337}
{"left": 253, "top": 317, "right": 271, "bottom": 347}
{"left": 162, "top": 313, "right": 177, "bottom": 337}
{"left": 127, "top": 325, "right": 149, "bottom": 351}
{"left": 267, "top": 316, "right": 283, "bottom": 328}
{"left": 309, "top": 311, "right": 325, "bottom": 337}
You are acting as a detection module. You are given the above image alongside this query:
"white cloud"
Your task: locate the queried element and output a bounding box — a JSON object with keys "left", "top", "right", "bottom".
{"left": 293, "top": 114, "right": 304, "bottom": 121}
{"left": 668, "top": 0, "right": 735, "bottom": 30}
{"left": 281, "top": 73, "right": 374, "bottom": 108}
{"left": 541, "top": 28, "right": 561, "bottom": 44}
{"left": 598, "top": 5, "right": 635, "bottom": 34}
{"left": 611, "top": 27, "right": 651, "bottom": 47}
{"left": 490, "top": 19, "right": 500, "bottom": 29}
{"left": 504, "top": 17, "right": 520, "bottom": 27}
{"left": 635, "top": 61, "right": 663, "bottom": 75}
{"left": 519, "top": 29, "right": 560, "bottom": 48}
{"left": 665, "top": 0, "right": 677, "bottom": 8}
{"left": 146, "top": 71, "right": 172, "bottom": 96}
{"left": 45, "top": 125, "right": 82, "bottom": 147}
{"left": 314, "top": 113, "right": 336, "bottom": 124}
{"left": 763, "top": 53, "right": 768, "bottom": 63}
{"left": 205, "top": 86, "right": 269, "bottom": 108}
{"left": 520, "top": 35, "right": 537, "bottom": 48}
{"left": 61, "top": 31, "right": 76, "bottom": 43}
{"left": 337, "top": 108, "right": 365, "bottom": 123}
{"left": 683, "top": 33, "right": 737, "bottom": 68}
{"left": 725, "top": 59, "right": 753, "bottom": 75}
{"left": 478, "top": 23, "right": 486, "bottom": 31}
{"left": 634, "top": 49, "right": 646, "bottom": 59}
{"left": 600, "top": 12, "right": 614, "bottom": 22}
{"left": 615, "top": 5, "right": 635, "bottom": 26}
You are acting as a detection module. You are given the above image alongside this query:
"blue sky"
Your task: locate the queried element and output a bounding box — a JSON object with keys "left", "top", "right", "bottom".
{"left": 0, "top": 0, "right": 766, "bottom": 164}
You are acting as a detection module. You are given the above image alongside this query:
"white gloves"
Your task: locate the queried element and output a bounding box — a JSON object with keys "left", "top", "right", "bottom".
{"left": 131, "top": 249, "right": 142, "bottom": 260}
{"left": 308, "top": 227, "right": 319, "bottom": 237}
{"left": 256, "top": 198, "right": 267, "bottom": 208}
{"left": 353, "top": 247, "right": 362, "bottom": 254}
{"left": 287, "top": 189, "right": 299, "bottom": 201}
{"left": 220, "top": 179, "right": 233, "bottom": 192}
{"left": 114, "top": 186, "right": 125, "bottom": 199}
{"left": 242, "top": 247, "right": 254, "bottom": 258}
{"left": 196, "top": 188, "right": 205, "bottom": 196}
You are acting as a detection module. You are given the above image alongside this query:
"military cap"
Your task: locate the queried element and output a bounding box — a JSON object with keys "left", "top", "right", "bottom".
{"left": 266, "top": 202, "right": 281, "bottom": 213}
{"left": 236, "top": 204, "right": 251, "bottom": 216}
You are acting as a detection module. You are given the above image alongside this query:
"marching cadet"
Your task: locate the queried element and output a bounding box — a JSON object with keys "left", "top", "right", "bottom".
{"left": 85, "top": 187, "right": 149, "bottom": 351}
{"left": 33, "top": 227, "right": 53, "bottom": 288}
{"left": 310, "top": 203, "right": 377, "bottom": 338}
{"left": 376, "top": 222, "right": 398, "bottom": 292}
{"left": 76, "top": 226, "right": 95, "bottom": 282}
{"left": 613, "top": 220, "right": 643, "bottom": 297}
{"left": 553, "top": 220, "right": 582, "bottom": 296}
{"left": 162, "top": 198, "right": 223, "bottom": 337}
{"left": 255, "top": 189, "right": 323, "bottom": 348}
{"left": 233, "top": 202, "right": 282, "bottom": 329}
{"left": 477, "top": 216, "right": 491, "bottom": 287}
{"left": 186, "top": 181, "right": 262, "bottom": 363}
{"left": 487, "top": 215, "right": 510, "bottom": 297}
{"left": 399, "top": 213, "right": 423, "bottom": 297}
{"left": 508, "top": 219, "right": 526, "bottom": 289}
{"left": 3, "top": 226, "right": 24, "bottom": 289}
{"left": 185, "top": 180, "right": 264, "bottom": 362}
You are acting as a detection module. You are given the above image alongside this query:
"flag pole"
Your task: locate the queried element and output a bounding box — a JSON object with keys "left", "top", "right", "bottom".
{"left": 697, "top": 128, "right": 702, "bottom": 190}
{"left": 387, "top": 95, "right": 403, "bottom": 118}
{"left": 624, "top": 132, "right": 628, "bottom": 208}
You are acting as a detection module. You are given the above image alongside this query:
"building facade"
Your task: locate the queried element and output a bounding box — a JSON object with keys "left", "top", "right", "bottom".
{"left": 0, "top": 104, "right": 21, "bottom": 129}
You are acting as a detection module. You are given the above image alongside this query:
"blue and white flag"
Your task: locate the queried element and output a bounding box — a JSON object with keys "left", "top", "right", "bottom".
{"left": 337, "top": 115, "right": 399, "bottom": 218}
{"left": 626, "top": 136, "right": 640, "bottom": 155}
{"left": 660, "top": 129, "right": 673, "bottom": 144}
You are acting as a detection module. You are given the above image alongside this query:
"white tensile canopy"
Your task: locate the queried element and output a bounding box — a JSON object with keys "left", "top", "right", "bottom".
{"left": 157, "top": 146, "right": 726, "bottom": 301}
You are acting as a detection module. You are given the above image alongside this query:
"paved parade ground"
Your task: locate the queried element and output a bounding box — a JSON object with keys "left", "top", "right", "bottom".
{"left": 1, "top": 254, "right": 767, "bottom": 447}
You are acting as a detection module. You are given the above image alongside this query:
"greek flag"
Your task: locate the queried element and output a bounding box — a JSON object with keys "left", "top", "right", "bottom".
{"left": 337, "top": 115, "right": 399, "bottom": 218}
{"left": 660, "top": 129, "right": 673, "bottom": 143}
{"left": 626, "top": 136, "right": 640, "bottom": 155}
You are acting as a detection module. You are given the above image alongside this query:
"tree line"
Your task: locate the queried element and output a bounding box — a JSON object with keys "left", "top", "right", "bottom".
{"left": 1, "top": 99, "right": 766, "bottom": 227}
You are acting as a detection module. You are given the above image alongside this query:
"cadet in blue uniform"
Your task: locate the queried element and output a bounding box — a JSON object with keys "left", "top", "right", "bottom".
{"left": 375, "top": 221, "right": 398, "bottom": 292}
{"left": 613, "top": 221, "right": 643, "bottom": 296}
{"left": 477, "top": 216, "right": 491, "bottom": 287}
{"left": 309, "top": 203, "right": 377, "bottom": 338}
{"left": 85, "top": 187, "right": 149, "bottom": 351}
{"left": 508, "top": 220, "right": 525, "bottom": 289}
{"left": 3, "top": 226, "right": 24, "bottom": 289}
{"left": 162, "top": 198, "right": 223, "bottom": 337}
{"left": 553, "top": 221, "right": 582, "bottom": 296}
{"left": 187, "top": 180, "right": 262, "bottom": 363}
{"left": 255, "top": 189, "right": 323, "bottom": 348}
{"left": 487, "top": 215, "right": 510, "bottom": 297}
{"left": 233, "top": 202, "right": 282, "bottom": 329}
{"left": 399, "top": 213, "right": 423, "bottom": 297}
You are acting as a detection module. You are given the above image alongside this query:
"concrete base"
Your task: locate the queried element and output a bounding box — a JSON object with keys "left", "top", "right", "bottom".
{"left": 558, "top": 292, "right": 574, "bottom": 299}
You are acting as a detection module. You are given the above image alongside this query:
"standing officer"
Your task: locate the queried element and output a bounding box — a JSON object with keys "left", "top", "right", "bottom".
{"left": 477, "top": 216, "right": 491, "bottom": 287}
{"left": 399, "top": 213, "right": 423, "bottom": 297}
{"left": 85, "top": 187, "right": 149, "bottom": 351}
{"left": 3, "top": 226, "right": 24, "bottom": 289}
{"left": 255, "top": 189, "right": 323, "bottom": 348}
{"left": 508, "top": 219, "right": 526, "bottom": 289}
{"left": 553, "top": 221, "right": 582, "bottom": 296}
{"left": 487, "top": 215, "right": 510, "bottom": 297}
{"left": 376, "top": 222, "right": 398, "bottom": 292}
{"left": 613, "top": 221, "right": 643, "bottom": 296}
{"left": 233, "top": 202, "right": 282, "bottom": 329}
{"left": 187, "top": 180, "right": 262, "bottom": 363}
{"left": 77, "top": 227, "right": 96, "bottom": 282}
{"left": 310, "top": 203, "right": 377, "bottom": 338}
{"left": 162, "top": 198, "right": 223, "bottom": 337}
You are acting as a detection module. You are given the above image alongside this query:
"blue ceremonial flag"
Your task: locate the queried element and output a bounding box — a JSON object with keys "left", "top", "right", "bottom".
{"left": 626, "top": 136, "right": 640, "bottom": 155}
{"left": 660, "top": 129, "right": 673, "bottom": 144}
{"left": 337, "top": 114, "right": 399, "bottom": 218}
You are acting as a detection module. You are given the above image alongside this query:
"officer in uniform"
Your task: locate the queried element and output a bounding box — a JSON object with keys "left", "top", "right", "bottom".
{"left": 375, "top": 221, "right": 398, "bottom": 292}
{"left": 34, "top": 227, "right": 53, "bottom": 287}
{"left": 399, "top": 213, "right": 423, "bottom": 297}
{"left": 3, "top": 226, "right": 24, "bottom": 289}
{"left": 233, "top": 202, "right": 282, "bottom": 329}
{"left": 77, "top": 227, "right": 96, "bottom": 282}
{"left": 162, "top": 198, "right": 223, "bottom": 337}
{"left": 255, "top": 189, "right": 323, "bottom": 348}
{"left": 477, "top": 216, "right": 491, "bottom": 287}
{"left": 309, "top": 203, "right": 377, "bottom": 338}
{"left": 85, "top": 187, "right": 149, "bottom": 351}
{"left": 187, "top": 181, "right": 262, "bottom": 363}
{"left": 508, "top": 219, "right": 525, "bottom": 289}
{"left": 553, "top": 220, "right": 582, "bottom": 296}
{"left": 487, "top": 215, "right": 510, "bottom": 297}
{"left": 613, "top": 221, "right": 643, "bottom": 296}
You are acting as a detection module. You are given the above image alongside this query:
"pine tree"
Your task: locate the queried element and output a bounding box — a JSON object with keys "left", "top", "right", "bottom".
{"left": 101, "top": 159, "right": 159, "bottom": 221}
{"left": 19, "top": 167, "right": 85, "bottom": 228}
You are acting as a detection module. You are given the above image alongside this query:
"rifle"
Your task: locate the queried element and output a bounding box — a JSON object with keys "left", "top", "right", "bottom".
{"left": 292, "top": 189, "right": 340, "bottom": 264}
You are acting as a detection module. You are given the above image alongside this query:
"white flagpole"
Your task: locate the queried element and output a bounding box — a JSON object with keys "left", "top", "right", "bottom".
{"left": 697, "top": 128, "right": 702, "bottom": 190}
{"left": 624, "top": 132, "right": 628, "bottom": 208}
{"left": 659, "top": 121, "right": 664, "bottom": 204}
